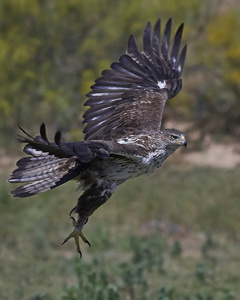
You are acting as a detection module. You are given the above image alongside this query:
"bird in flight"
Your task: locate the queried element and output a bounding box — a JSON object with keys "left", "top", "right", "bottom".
{"left": 9, "top": 18, "right": 187, "bottom": 257}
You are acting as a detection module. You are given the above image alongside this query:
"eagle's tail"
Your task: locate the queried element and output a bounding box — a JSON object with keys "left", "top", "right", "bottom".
{"left": 8, "top": 124, "right": 80, "bottom": 198}
{"left": 9, "top": 155, "right": 78, "bottom": 198}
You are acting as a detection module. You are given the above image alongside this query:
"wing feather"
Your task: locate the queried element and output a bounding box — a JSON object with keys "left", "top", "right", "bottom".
{"left": 127, "top": 35, "right": 147, "bottom": 66}
{"left": 171, "top": 23, "right": 184, "bottom": 69}
{"left": 161, "top": 19, "right": 172, "bottom": 61}
{"left": 152, "top": 19, "right": 161, "bottom": 58}
{"left": 143, "top": 22, "right": 156, "bottom": 65}
{"left": 83, "top": 18, "right": 187, "bottom": 141}
{"left": 176, "top": 44, "right": 187, "bottom": 76}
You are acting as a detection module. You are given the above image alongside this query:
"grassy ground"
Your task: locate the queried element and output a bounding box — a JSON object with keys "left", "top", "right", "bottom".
{"left": 1, "top": 161, "right": 240, "bottom": 300}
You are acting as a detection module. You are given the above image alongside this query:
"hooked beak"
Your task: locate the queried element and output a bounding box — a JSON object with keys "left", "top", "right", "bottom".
{"left": 181, "top": 134, "right": 187, "bottom": 148}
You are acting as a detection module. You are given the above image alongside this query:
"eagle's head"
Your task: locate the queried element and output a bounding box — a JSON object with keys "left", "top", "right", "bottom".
{"left": 162, "top": 128, "right": 187, "bottom": 149}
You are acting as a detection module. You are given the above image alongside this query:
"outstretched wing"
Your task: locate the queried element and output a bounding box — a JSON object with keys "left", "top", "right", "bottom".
{"left": 83, "top": 19, "right": 187, "bottom": 141}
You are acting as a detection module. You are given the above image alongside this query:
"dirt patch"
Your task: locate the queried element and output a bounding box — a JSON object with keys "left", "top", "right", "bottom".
{"left": 183, "top": 142, "right": 240, "bottom": 169}
{"left": 165, "top": 120, "right": 240, "bottom": 169}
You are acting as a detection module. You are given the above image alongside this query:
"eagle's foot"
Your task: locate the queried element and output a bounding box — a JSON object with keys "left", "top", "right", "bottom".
{"left": 61, "top": 217, "right": 91, "bottom": 258}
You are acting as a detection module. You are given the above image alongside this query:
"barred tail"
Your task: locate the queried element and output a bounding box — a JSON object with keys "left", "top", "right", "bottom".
{"left": 9, "top": 123, "right": 111, "bottom": 198}
{"left": 9, "top": 154, "right": 77, "bottom": 198}
{"left": 8, "top": 123, "right": 79, "bottom": 198}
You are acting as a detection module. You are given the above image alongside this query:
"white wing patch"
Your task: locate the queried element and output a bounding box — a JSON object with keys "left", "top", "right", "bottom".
{"left": 24, "top": 146, "right": 49, "bottom": 157}
{"left": 157, "top": 80, "right": 166, "bottom": 89}
{"left": 117, "top": 135, "right": 146, "bottom": 147}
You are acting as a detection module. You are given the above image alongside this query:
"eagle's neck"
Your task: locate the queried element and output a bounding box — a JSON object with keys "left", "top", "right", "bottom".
{"left": 140, "top": 146, "right": 176, "bottom": 175}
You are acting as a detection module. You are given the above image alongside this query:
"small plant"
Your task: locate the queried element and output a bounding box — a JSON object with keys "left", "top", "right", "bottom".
{"left": 155, "top": 286, "right": 174, "bottom": 300}
{"left": 221, "top": 288, "right": 235, "bottom": 300}
{"left": 170, "top": 240, "right": 183, "bottom": 257}
{"left": 130, "top": 235, "right": 166, "bottom": 274}
{"left": 32, "top": 294, "right": 48, "bottom": 300}
{"left": 201, "top": 234, "right": 215, "bottom": 257}
{"left": 196, "top": 292, "right": 214, "bottom": 300}
{"left": 119, "top": 262, "right": 148, "bottom": 300}
{"left": 195, "top": 263, "right": 209, "bottom": 283}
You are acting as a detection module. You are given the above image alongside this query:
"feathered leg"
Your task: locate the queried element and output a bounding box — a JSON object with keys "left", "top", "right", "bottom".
{"left": 61, "top": 180, "right": 117, "bottom": 257}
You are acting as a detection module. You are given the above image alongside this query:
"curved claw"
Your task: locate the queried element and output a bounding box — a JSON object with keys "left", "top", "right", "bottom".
{"left": 61, "top": 217, "right": 91, "bottom": 258}
{"left": 69, "top": 206, "right": 76, "bottom": 216}
{"left": 61, "top": 229, "right": 82, "bottom": 258}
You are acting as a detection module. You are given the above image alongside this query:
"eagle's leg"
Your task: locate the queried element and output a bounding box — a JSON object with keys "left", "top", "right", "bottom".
{"left": 62, "top": 181, "right": 117, "bottom": 257}
{"left": 61, "top": 217, "right": 91, "bottom": 258}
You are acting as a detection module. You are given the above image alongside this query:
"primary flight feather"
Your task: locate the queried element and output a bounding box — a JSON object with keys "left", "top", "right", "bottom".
{"left": 9, "top": 18, "right": 187, "bottom": 257}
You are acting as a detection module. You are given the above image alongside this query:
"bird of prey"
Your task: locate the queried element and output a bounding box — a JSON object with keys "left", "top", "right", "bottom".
{"left": 9, "top": 18, "right": 187, "bottom": 257}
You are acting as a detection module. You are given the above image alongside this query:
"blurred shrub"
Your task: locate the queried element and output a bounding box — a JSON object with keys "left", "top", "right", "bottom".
{"left": 1, "top": 0, "right": 240, "bottom": 146}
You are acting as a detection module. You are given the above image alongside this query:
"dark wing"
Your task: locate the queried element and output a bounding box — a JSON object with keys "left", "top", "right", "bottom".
{"left": 8, "top": 124, "right": 110, "bottom": 197}
{"left": 83, "top": 19, "right": 187, "bottom": 141}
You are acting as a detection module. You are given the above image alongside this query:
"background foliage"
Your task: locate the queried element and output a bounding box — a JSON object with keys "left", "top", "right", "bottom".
{"left": 1, "top": 166, "right": 240, "bottom": 299}
{"left": 1, "top": 0, "right": 240, "bottom": 146}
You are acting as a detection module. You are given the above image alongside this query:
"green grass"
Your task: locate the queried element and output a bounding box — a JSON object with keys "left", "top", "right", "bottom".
{"left": 1, "top": 164, "right": 240, "bottom": 299}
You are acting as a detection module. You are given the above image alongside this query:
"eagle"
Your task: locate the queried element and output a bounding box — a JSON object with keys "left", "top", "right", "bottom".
{"left": 9, "top": 18, "right": 187, "bottom": 257}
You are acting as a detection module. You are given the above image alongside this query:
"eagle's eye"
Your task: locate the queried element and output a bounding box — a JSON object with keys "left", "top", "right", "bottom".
{"left": 171, "top": 135, "right": 178, "bottom": 140}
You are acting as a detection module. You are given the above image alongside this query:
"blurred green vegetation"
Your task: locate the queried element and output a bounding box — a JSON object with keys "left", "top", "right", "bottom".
{"left": 0, "top": 0, "right": 240, "bottom": 148}
{"left": 1, "top": 165, "right": 240, "bottom": 299}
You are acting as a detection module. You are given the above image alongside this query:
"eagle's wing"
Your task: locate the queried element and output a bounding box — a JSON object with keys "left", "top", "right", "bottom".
{"left": 8, "top": 124, "right": 111, "bottom": 197}
{"left": 83, "top": 19, "right": 187, "bottom": 141}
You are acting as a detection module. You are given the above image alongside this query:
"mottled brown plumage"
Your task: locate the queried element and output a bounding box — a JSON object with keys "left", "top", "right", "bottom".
{"left": 9, "top": 19, "right": 187, "bottom": 257}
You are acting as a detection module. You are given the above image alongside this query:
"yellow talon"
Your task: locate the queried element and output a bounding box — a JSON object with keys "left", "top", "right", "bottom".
{"left": 61, "top": 217, "right": 91, "bottom": 258}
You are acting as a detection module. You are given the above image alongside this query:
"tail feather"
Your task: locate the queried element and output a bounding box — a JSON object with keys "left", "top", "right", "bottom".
{"left": 9, "top": 123, "right": 111, "bottom": 198}
{"left": 9, "top": 155, "right": 78, "bottom": 197}
{"left": 16, "top": 155, "right": 61, "bottom": 170}
{"left": 11, "top": 179, "right": 55, "bottom": 198}
{"left": 9, "top": 155, "right": 74, "bottom": 183}
{"left": 8, "top": 124, "right": 80, "bottom": 198}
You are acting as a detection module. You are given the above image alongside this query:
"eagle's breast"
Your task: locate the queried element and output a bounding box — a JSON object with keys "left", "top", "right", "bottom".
{"left": 94, "top": 148, "right": 167, "bottom": 183}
